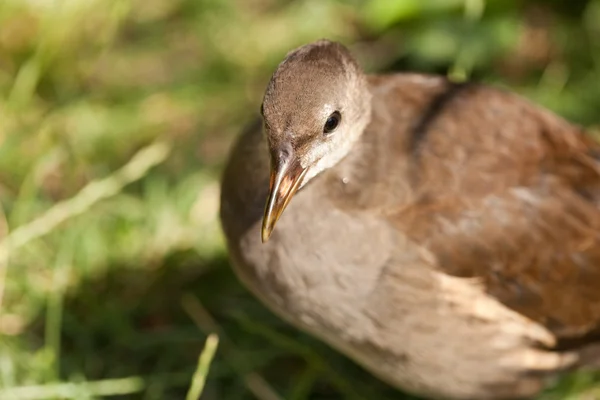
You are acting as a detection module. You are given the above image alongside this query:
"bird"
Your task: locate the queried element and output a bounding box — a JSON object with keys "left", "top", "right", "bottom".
{"left": 219, "top": 39, "right": 600, "bottom": 400}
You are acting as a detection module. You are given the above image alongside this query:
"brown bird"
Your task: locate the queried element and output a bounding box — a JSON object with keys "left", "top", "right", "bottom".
{"left": 219, "top": 39, "right": 600, "bottom": 399}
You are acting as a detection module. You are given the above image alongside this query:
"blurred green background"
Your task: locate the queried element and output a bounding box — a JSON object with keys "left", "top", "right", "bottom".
{"left": 1, "top": 0, "right": 600, "bottom": 399}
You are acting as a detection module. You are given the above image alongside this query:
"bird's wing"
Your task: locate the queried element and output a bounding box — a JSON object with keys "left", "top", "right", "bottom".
{"left": 381, "top": 78, "right": 600, "bottom": 341}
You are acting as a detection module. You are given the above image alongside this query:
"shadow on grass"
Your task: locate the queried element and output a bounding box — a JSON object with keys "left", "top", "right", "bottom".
{"left": 27, "top": 249, "right": 416, "bottom": 400}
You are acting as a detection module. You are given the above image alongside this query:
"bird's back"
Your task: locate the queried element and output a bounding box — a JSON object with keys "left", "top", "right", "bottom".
{"left": 359, "top": 73, "right": 600, "bottom": 340}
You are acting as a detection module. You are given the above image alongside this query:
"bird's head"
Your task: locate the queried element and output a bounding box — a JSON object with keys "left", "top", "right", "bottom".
{"left": 260, "top": 40, "right": 372, "bottom": 242}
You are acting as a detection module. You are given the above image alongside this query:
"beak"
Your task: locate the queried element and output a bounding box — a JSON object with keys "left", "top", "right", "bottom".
{"left": 261, "top": 148, "right": 308, "bottom": 243}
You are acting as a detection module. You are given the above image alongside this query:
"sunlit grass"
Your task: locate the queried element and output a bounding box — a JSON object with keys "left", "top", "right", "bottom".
{"left": 185, "top": 333, "right": 219, "bottom": 400}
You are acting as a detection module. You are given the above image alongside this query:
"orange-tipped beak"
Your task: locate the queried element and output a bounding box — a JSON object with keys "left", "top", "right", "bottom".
{"left": 261, "top": 151, "right": 307, "bottom": 243}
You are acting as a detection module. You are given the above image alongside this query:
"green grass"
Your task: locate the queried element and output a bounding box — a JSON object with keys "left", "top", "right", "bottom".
{"left": 0, "top": 0, "right": 599, "bottom": 399}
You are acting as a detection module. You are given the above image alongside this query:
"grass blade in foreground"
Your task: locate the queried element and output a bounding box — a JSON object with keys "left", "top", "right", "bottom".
{"left": 186, "top": 333, "right": 220, "bottom": 400}
{"left": 0, "top": 376, "right": 145, "bottom": 399}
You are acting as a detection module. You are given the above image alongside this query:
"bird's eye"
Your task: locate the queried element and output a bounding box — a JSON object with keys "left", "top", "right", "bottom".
{"left": 323, "top": 111, "right": 341, "bottom": 134}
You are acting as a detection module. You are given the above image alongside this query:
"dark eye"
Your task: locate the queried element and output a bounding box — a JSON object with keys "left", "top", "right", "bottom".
{"left": 323, "top": 111, "right": 341, "bottom": 134}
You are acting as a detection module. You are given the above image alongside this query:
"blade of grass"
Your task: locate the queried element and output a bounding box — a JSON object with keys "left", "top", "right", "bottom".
{"left": 448, "top": 0, "right": 485, "bottom": 81}
{"left": 0, "top": 370, "right": 203, "bottom": 400}
{"left": 229, "top": 312, "right": 369, "bottom": 400}
{"left": 186, "top": 333, "right": 219, "bottom": 400}
{"left": 0, "top": 141, "right": 171, "bottom": 265}
{"left": 7, "top": 54, "right": 42, "bottom": 109}
{"left": 0, "top": 201, "right": 9, "bottom": 318}
{"left": 181, "top": 293, "right": 283, "bottom": 400}
{"left": 287, "top": 365, "right": 318, "bottom": 400}
{"left": 0, "top": 376, "right": 145, "bottom": 399}
{"left": 44, "top": 226, "right": 79, "bottom": 381}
